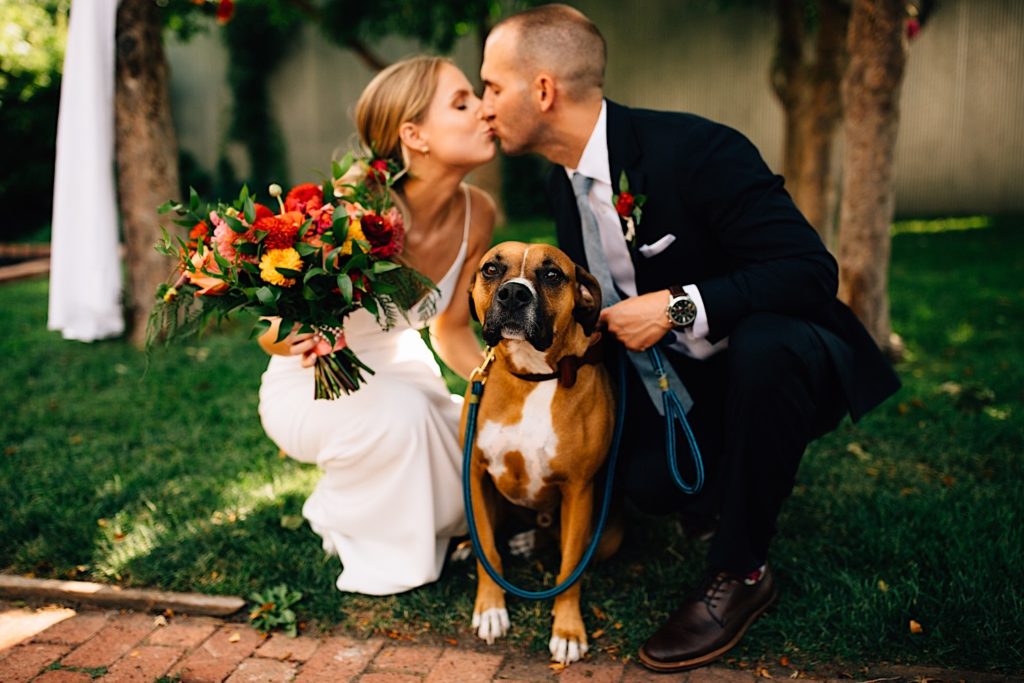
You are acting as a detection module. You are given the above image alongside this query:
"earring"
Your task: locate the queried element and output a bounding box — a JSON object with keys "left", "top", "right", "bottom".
{"left": 422, "top": 146, "right": 430, "bottom": 156}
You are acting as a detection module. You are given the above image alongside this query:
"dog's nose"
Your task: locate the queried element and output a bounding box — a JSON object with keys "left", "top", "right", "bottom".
{"left": 496, "top": 281, "right": 534, "bottom": 311}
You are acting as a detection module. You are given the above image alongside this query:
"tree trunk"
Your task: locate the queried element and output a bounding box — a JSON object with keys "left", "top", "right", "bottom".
{"left": 115, "top": 0, "right": 180, "bottom": 347}
{"left": 837, "top": 0, "right": 907, "bottom": 356}
{"left": 772, "top": 0, "right": 849, "bottom": 248}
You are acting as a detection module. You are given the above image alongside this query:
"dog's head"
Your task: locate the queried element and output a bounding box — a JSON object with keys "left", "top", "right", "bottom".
{"left": 468, "top": 242, "right": 602, "bottom": 355}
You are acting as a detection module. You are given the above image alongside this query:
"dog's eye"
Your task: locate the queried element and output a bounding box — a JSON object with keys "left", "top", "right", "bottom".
{"left": 481, "top": 263, "right": 500, "bottom": 278}
{"left": 542, "top": 269, "right": 564, "bottom": 284}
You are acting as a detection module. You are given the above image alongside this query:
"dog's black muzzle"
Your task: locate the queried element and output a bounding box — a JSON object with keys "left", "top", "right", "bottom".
{"left": 482, "top": 280, "right": 552, "bottom": 350}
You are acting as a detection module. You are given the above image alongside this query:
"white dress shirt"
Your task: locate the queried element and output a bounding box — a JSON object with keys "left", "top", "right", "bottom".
{"left": 564, "top": 100, "right": 728, "bottom": 360}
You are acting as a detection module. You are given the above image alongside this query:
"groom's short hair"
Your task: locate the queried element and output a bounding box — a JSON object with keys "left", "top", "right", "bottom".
{"left": 495, "top": 4, "right": 606, "bottom": 100}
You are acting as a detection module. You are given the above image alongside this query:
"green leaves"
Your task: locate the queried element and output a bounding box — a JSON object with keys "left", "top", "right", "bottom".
{"left": 248, "top": 584, "right": 302, "bottom": 638}
{"left": 372, "top": 260, "right": 401, "bottom": 274}
{"left": 256, "top": 287, "right": 279, "bottom": 307}
{"left": 336, "top": 275, "right": 353, "bottom": 304}
{"left": 332, "top": 152, "right": 354, "bottom": 181}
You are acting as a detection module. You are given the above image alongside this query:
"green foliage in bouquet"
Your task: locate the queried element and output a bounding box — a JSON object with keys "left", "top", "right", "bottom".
{"left": 147, "top": 153, "right": 436, "bottom": 398}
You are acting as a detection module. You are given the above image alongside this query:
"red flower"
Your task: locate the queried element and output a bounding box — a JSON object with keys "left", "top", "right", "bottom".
{"left": 254, "top": 203, "right": 274, "bottom": 220}
{"left": 216, "top": 0, "right": 234, "bottom": 24}
{"left": 906, "top": 17, "right": 921, "bottom": 40}
{"left": 350, "top": 272, "right": 369, "bottom": 302}
{"left": 187, "top": 221, "right": 210, "bottom": 251}
{"left": 285, "top": 183, "right": 324, "bottom": 214}
{"left": 368, "top": 159, "right": 390, "bottom": 183}
{"left": 361, "top": 213, "right": 402, "bottom": 258}
{"left": 255, "top": 215, "right": 299, "bottom": 250}
{"left": 615, "top": 192, "right": 635, "bottom": 218}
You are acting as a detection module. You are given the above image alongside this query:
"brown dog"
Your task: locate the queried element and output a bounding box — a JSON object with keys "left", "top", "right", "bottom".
{"left": 462, "top": 242, "right": 619, "bottom": 665}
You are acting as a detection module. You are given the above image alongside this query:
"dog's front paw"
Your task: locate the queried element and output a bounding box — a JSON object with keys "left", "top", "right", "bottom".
{"left": 549, "top": 632, "right": 588, "bottom": 665}
{"left": 472, "top": 607, "right": 510, "bottom": 644}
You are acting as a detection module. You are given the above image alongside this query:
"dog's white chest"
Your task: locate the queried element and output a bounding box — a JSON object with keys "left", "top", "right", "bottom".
{"left": 477, "top": 381, "right": 559, "bottom": 506}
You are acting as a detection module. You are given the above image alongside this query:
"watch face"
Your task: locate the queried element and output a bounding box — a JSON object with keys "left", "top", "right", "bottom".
{"left": 670, "top": 297, "right": 697, "bottom": 326}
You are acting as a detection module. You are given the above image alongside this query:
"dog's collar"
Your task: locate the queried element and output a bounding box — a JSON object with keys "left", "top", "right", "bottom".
{"left": 508, "top": 343, "right": 604, "bottom": 389}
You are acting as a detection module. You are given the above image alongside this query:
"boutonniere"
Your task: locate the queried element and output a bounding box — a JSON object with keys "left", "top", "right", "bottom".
{"left": 612, "top": 170, "right": 645, "bottom": 248}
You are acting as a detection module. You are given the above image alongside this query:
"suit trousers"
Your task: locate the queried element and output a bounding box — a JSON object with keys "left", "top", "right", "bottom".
{"left": 616, "top": 312, "right": 847, "bottom": 573}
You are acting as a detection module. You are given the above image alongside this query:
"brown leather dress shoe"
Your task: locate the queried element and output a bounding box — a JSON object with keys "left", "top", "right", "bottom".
{"left": 638, "top": 566, "right": 778, "bottom": 672}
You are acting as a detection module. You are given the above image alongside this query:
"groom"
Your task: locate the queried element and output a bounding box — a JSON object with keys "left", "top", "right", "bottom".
{"left": 480, "top": 3, "right": 900, "bottom": 672}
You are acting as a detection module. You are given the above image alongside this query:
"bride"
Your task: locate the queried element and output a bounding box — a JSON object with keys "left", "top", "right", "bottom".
{"left": 256, "top": 56, "right": 497, "bottom": 595}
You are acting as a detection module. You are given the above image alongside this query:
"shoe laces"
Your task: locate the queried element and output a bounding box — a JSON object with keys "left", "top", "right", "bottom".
{"left": 700, "top": 572, "right": 736, "bottom": 613}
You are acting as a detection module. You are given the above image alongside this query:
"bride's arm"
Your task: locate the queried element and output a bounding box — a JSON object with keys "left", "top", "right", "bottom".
{"left": 430, "top": 187, "right": 496, "bottom": 379}
{"left": 257, "top": 317, "right": 321, "bottom": 367}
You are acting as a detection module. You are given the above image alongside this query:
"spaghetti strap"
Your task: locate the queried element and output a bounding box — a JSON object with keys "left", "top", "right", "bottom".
{"left": 461, "top": 183, "right": 472, "bottom": 244}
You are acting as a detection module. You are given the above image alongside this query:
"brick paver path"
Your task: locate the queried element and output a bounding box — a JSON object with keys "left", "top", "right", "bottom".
{"left": 0, "top": 608, "right": 805, "bottom": 683}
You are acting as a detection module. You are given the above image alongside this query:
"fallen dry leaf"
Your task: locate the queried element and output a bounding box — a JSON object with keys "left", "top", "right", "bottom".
{"left": 591, "top": 628, "right": 605, "bottom": 639}
{"left": 153, "top": 615, "right": 168, "bottom": 627}
{"left": 846, "top": 442, "right": 871, "bottom": 461}
{"left": 445, "top": 638, "right": 457, "bottom": 646}
{"left": 878, "top": 580, "right": 889, "bottom": 592}
{"left": 756, "top": 665, "right": 773, "bottom": 678}
{"left": 779, "top": 655, "right": 791, "bottom": 667}
{"left": 590, "top": 604, "right": 608, "bottom": 621}
{"left": 909, "top": 619, "right": 923, "bottom": 634}
{"left": 549, "top": 662, "right": 567, "bottom": 672}
{"left": 228, "top": 632, "right": 241, "bottom": 643}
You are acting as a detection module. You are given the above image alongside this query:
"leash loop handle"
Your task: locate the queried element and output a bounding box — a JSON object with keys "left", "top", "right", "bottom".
{"left": 648, "top": 347, "right": 705, "bottom": 495}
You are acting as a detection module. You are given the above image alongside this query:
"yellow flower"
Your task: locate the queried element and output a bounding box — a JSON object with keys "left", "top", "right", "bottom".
{"left": 259, "top": 247, "right": 302, "bottom": 286}
{"left": 341, "top": 219, "right": 366, "bottom": 256}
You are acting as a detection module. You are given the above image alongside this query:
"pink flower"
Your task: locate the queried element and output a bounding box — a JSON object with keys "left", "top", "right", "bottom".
{"left": 211, "top": 211, "right": 257, "bottom": 264}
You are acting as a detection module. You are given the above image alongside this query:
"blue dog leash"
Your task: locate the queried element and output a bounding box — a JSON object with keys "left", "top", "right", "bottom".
{"left": 461, "top": 345, "right": 703, "bottom": 600}
{"left": 648, "top": 346, "right": 705, "bottom": 494}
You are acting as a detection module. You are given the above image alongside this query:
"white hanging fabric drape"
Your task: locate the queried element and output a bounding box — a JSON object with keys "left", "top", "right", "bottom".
{"left": 47, "top": 0, "right": 124, "bottom": 342}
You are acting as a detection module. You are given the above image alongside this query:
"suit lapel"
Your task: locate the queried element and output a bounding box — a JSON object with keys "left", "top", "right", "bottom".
{"left": 605, "top": 100, "right": 645, "bottom": 244}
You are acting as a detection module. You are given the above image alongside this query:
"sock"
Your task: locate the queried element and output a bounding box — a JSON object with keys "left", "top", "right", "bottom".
{"left": 743, "top": 563, "right": 767, "bottom": 585}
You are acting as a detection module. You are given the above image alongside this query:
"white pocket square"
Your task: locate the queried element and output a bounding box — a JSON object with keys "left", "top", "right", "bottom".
{"left": 638, "top": 234, "right": 676, "bottom": 258}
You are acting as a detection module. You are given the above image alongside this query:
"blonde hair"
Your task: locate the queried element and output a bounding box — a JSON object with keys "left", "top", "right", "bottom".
{"left": 355, "top": 56, "right": 452, "bottom": 170}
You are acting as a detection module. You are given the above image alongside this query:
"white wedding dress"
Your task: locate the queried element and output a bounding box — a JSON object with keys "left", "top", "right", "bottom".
{"left": 258, "top": 187, "right": 472, "bottom": 595}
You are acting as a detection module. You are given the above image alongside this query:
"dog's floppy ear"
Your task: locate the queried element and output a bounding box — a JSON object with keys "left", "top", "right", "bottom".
{"left": 573, "top": 264, "right": 602, "bottom": 336}
{"left": 467, "top": 272, "right": 480, "bottom": 324}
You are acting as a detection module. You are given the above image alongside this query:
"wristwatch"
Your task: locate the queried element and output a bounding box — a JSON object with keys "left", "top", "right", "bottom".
{"left": 666, "top": 285, "right": 698, "bottom": 329}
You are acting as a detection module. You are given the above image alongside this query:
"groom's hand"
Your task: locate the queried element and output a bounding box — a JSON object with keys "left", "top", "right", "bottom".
{"left": 599, "top": 290, "right": 673, "bottom": 352}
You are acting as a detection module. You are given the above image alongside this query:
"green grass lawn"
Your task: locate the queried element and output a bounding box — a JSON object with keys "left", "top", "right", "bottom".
{"left": 1, "top": 217, "right": 1021, "bottom": 675}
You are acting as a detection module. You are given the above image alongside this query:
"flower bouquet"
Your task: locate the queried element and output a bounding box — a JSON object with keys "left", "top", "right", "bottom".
{"left": 147, "top": 154, "right": 435, "bottom": 399}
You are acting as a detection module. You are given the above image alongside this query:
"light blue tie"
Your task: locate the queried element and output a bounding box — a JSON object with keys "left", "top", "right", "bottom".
{"left": 571, "top": 172, "right": 693, "bottom": 416}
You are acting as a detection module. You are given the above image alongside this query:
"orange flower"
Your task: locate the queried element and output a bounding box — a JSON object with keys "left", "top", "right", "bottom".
{"left": 188, "top": 247, "right": 229, "bottom": 296}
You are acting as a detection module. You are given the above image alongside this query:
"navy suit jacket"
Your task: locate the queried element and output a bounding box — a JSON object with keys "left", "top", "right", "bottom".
{"left": 546, "top": 100, "right": 899, "bottom": 420}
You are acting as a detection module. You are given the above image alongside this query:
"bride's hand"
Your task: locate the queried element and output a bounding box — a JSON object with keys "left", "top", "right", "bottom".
{"left": 288, "top": 330, "right": 345, "bottom": 368}
{"left": 286, "top": 332, "right": 319, "bottom": 368}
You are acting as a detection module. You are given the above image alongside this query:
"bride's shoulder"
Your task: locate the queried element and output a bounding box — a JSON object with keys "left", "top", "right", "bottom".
{"left": 464, "top": 184, "right": 497, "bottom": 231}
